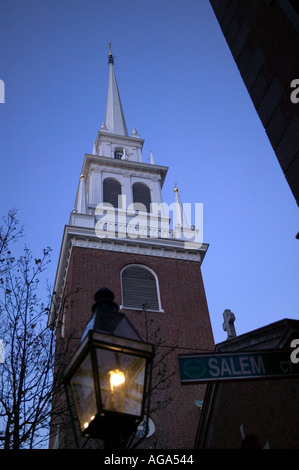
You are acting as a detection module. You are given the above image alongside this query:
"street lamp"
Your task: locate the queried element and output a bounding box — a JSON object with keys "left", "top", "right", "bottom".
{"left": 63, "top": 288, "right": 154, "bottom": 448}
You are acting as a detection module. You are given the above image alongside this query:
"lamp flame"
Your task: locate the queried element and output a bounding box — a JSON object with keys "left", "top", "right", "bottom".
{"left": 108, "top": 369, "right": 125, "bottom": 391}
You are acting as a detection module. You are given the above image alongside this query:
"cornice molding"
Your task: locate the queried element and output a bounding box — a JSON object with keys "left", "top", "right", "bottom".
{"left": 97, "top": 130, "right": 145, "bottom": 145}
{"left": 81, "top": 154, "right": 168, "bottom": 186}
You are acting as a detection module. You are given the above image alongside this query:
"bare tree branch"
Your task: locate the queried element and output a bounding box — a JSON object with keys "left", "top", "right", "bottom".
{"left": 0, "top": 210, "right": 71, "bottom": 449}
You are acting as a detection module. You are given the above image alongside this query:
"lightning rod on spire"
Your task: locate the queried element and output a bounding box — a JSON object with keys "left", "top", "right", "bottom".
{"left": 108, "top": 42, "right": 114, "bottom": 64}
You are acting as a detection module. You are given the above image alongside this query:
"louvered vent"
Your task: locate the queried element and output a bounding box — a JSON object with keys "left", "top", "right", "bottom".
{"left": 133, "top": 182, "right": 151, "bottom": 213}
{"left": 103, "top": 178, "right": 122, "bottom": 208}
{"left": 122, "top": 265, "right": 160, "bottom": 310}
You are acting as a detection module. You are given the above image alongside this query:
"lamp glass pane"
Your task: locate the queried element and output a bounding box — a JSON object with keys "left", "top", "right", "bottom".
{"left": 96, "top": 348, "right": 146, "bottom": 417}
{"left": 70, "top": 353, "right": 97, "bottom": 432}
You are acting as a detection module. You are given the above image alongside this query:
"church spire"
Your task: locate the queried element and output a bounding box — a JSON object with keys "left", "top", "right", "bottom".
{"left": 103, "top": 43, "right": 128, "bottom": 136}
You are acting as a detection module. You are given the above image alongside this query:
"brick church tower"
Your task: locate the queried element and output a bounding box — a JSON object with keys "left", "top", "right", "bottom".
{"left": 49, "top": 46, "right": 214, "bottom": 449}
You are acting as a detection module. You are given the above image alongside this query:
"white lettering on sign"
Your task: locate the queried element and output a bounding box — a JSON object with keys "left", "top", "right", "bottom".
{"left": 239, "top": 356, "right": 251, "bottom": 374}
{"left": 208, "top": 355, "right": 266, "bottom": 378}
{"left": 251, "top": 356, "right": 266, "bottom": 375}
{"left": 209, "top": 358, "right": 220, "bottom": 376}
{"left": 280, "top": 361, "right": 293, "bottom": 373}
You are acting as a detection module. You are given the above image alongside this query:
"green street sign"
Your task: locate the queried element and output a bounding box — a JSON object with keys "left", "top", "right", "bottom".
{"left": 178, "top": 350, "right": 299, "bottom": 383}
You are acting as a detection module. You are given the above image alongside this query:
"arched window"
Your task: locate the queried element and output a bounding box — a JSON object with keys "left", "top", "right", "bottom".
{"left": 121, "top": 264, "right": 161, "bottom": 311}
{"left": 132, "top": 182, "right": 151, "bottom": 212}
{"left": 103, "top": 178, "right": 121, "bottom": 208}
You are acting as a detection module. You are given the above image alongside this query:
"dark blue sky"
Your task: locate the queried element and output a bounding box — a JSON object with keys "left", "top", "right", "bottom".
{"left": 0, "top": 0, "right": 298, "bottom": 343}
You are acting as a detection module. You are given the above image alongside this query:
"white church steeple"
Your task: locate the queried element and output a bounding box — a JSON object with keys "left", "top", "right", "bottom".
{"left": 70, "top": 46, "right": 168, "bottom": 232}
{"left": 68, "top": 47, "right": 204, "bottom": 253}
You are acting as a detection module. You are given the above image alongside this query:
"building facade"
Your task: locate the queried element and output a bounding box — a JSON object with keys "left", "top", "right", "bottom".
{"left": 195, "top": 318, "right": 299, "bottom": 449}
{"left": 49, "top": 48, "right": 214, "bottom": 449}
{"left": 209, "top": 0, "right": 299, "bottom": 208}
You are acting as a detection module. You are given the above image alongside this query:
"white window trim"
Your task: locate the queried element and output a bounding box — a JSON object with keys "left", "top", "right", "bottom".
{"left": 120, "top": 263, "right": 164, "bottom": 313}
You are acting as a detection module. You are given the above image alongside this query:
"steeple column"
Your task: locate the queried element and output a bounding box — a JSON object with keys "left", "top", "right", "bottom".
{"left": 88, "top": 169, "right": 101, "bottom": 206}
{"left": 130, "top": 146, "right": 142, "bottom": 162}
{"left": 121, "top": 173, "right": 133, "bottom": 208}
{"left": 101, "top": 141, "right": 112, "bottom": 158}
{"left": 150, "top": 176, "right": 164, "bottom": 207}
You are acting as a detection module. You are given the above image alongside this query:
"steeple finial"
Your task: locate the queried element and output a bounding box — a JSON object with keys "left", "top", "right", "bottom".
{"left": 108, "top": 42, "right": 114, "bottom": 64}
{"left": 150, "top": 150, "right": 156, "bottom": 165}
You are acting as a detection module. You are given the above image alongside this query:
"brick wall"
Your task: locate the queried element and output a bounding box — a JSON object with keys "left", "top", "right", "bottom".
{"left": 54, "top": 245, "right": 214, "bottom": 449}
{"left": 210, "top": 0, "right": 299, "bottom": 205}
{"left": 200, "top": 378, "right": 299, "bottom": 448}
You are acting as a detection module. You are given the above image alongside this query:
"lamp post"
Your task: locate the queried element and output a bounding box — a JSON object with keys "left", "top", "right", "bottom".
{"left": 63, "top": 287, "right": 154, "bottom": 449}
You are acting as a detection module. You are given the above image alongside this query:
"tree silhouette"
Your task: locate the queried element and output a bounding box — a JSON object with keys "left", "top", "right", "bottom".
{"left": 0, "top": 209, "right": 70, "bottom": 449}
